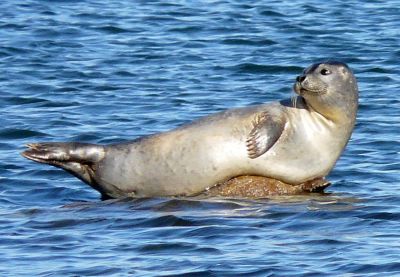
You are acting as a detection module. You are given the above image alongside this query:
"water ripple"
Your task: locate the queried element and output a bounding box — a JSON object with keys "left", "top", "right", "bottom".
{"left": 1, "top": 0, "right": 399, "bottom": 275}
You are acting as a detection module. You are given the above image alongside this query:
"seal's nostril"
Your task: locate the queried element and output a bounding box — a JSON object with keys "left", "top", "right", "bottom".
{"left": 296, "top": 75, "right": 306, "bottom": 82}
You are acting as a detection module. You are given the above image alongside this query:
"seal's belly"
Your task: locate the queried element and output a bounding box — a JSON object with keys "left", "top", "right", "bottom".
{"left": 253, "top": 114, "right": 340, "bottom": 184}
{"left": 253, "top": 135, "right": 336, "bottom": 184}
{"left": 98, "top": 122, "right": 250, "bottom": 196}
{"left": 97, "top": 107, "right": 343, "bottom": 196}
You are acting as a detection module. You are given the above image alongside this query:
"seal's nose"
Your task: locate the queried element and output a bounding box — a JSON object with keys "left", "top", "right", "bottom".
{"left": 296, "top": 75, "right": 306, "bottom": 83}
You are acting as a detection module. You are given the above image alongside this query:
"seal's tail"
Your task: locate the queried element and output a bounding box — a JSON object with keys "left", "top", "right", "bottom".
{"left": 21, "top": 142, "right": 106, "bottom": 195}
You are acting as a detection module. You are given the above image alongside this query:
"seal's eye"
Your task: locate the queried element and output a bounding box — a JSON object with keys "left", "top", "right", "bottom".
{"left": 320, "top": 68, "right": 331, "bottom": 75}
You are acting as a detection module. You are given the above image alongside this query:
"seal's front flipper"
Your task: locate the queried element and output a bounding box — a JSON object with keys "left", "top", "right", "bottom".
{"left": 246, "top": 112, "right": 286, "bottom": 159}
{"left": 21, "top": 142, "right": 106, "bottom": 194}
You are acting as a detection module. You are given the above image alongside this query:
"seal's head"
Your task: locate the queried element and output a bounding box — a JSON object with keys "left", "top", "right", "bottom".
{"left": 294, "top": 61, "right": 358, "bottom": 123}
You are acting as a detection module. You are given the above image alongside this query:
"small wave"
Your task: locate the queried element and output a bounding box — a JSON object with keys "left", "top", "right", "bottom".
{"left": 222, "top": 38, "right": 277, "bottom": 46}
{"left": 259, "top": 10, "right": 286, "bottom": 17}
{"left": 366, "top": 67, "right": 392, "bottom": 74}
{"left": 236, "top": 63, "right": 303, "bottom": 74}
{"left": 0, "top": 128, "right": 48, "bottom": 139}
{"left": 4, "top": 96, "right": 48, "bottom": 105}
{"left": 169, "top": 26, "right": 203, "bottom": 33}
{"left": 95, "top": 25, "right": 130, "bottom": 34}
{"left": 0, "top": 46, "right": 30, "bottom": 55}
{"left": 39, "top": 101, "right": 80, "bottom": 108}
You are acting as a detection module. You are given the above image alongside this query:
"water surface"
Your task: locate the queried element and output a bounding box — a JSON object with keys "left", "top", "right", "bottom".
{"left": 1, "top": 0, "right": 399, "bottom": 275}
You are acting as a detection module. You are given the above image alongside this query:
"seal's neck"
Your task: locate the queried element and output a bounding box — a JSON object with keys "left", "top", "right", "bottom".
{"left": 303, "top": 94, "right": 358, "bottom": 127}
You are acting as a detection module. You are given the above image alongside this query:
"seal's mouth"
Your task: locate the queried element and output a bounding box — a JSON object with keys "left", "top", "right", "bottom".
{"left": 293, "top": 81, "right": 309, "bottom": 96}
{"left": 293, "top": 81, "right": 326, "bottom": 96}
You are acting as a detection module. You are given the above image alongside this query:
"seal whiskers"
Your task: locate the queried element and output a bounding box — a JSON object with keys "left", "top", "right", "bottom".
{"left": 291, "top": 95, "right": 298, "bottom": 108}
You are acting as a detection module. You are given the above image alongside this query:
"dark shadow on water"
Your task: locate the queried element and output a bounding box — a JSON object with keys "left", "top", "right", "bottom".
{"left": 60, "top": 192, "right": 364, "bottom": 216}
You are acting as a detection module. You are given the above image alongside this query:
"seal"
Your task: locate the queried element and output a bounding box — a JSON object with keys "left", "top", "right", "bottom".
{"left": 22, "top": 61, "right": 358, "bottom": 199}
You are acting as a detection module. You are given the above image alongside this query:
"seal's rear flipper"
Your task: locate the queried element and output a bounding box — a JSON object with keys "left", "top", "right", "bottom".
{"left": 21, "top": 142, "right": 107, "bottom": 197}
{"left": 22, "top": 142, "right": 104, "bottom": 164}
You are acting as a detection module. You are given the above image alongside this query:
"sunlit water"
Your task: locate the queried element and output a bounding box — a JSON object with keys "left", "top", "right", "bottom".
{"left": 1, "top": 0, "right": 399, "bottom": 275}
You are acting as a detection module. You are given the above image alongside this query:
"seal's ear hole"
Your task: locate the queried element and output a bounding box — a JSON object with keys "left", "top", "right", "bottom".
{"left": 341, "top": 68, "right": 347, "bottom": 75}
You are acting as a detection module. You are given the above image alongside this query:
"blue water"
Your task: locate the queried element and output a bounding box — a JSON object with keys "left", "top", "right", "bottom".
{"left": 1, "top": 0, "right": 399, "bottom": 275}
